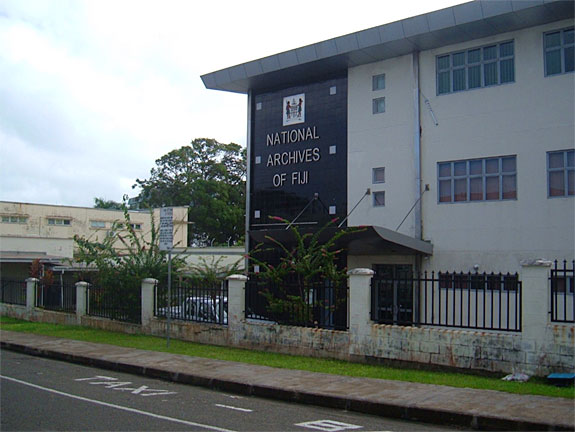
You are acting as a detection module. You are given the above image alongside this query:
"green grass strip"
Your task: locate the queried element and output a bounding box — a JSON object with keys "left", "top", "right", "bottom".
{"left": 1, "top": 315, "right": 573, "bottom": 399}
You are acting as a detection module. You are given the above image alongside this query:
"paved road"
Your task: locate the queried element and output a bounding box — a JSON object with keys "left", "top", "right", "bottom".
{"left": 0, "top": 350, "right": 464, "bottom": 431}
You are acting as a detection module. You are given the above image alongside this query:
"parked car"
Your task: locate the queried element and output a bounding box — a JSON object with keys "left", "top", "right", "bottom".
{"left": 159, "top": 296, "right": 227, "bottom": 324}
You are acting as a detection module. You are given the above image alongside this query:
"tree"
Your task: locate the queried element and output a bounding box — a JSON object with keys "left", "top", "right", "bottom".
{"left": 133, "top": 138, "right": 246, "bottom": 247}
{"left": 94, "top": 197, "right": 123, "bottom": 210}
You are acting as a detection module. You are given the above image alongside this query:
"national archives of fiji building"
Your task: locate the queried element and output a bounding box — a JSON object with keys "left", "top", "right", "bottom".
{"left": 202, "top": 1, "right": 574, "bottom": 282}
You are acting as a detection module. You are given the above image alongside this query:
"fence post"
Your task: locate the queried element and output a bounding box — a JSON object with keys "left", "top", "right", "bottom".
{"left": 520, "top": 259, "right": 552, "bottom": 344}
{"left": 25, "top": 278, "right": 38, "bottom": 313}
{"left": 226, "top": 274, "right": 247, "bottom": 339}
{"left": 75, "top": 282, "right": 89, "bottom": 324}
{"left": 348, "top": 268, "right": 374, "bottom": 356}
{"left": 141, "top": 278, "right": 157, "bottom": 328}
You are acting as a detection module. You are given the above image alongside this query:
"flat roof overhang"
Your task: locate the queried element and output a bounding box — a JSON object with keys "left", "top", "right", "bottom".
{"left": 201, "top": 0, "right": 573, "bottom": 94}
{"left": 249, "top": 225, "right": 433, "bottom": 256}
{"left": 0, "top": 252, "right": 65, "bottom": 265}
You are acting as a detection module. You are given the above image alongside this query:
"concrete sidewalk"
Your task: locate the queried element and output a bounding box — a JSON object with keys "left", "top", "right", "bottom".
{"left": 1, "top": 330, "right": 573, "bottom": 431}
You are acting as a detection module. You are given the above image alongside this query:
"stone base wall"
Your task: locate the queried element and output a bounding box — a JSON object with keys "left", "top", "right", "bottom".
{"left": 234, "top": 321, "right": 351, "bottom": 361}
{"left": 146, "top": 318, "right": 230, "bottom": 347}
{"left": 1, "top": 303, "right": 77, "bottom": 326}
{"left": 2, "top": 274, "right": 573, "bottom": 377}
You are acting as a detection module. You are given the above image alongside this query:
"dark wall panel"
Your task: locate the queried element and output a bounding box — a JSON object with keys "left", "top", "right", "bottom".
{"left": 249, "top": 76, "right": 348, "bottom": 229}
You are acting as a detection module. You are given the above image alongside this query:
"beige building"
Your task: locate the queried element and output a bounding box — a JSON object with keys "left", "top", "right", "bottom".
{"left": 0, "top": 201, "right": 189, "bottom": 279}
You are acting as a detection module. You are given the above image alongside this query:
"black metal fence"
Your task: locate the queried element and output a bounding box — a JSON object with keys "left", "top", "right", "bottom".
{"left": 155, "top": 278, "right": 228, "bottom": 324}
{"left": 372, "top": 271, "right": 522, "bottom": 332}
{"left": 0, "top": 278, "right": 26, "bottom": 306}
{"left": 36, "top": 282, "right": 76, "bottom": 313}
{"left": 86, "top": 282, "right": 141, "bottom": 324}
{"left": 246, "top": 275, "right": 348, "bottom": 330}
{"left": 0, "top": 278, "right": 26, "bottom": 305}
{"left": 550, "top": 260, "right": 574, "bottom": 323}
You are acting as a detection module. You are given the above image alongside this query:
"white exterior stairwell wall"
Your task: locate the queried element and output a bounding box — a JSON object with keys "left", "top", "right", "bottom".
{"left": 417, "top": 20, "right": 575, "bottom": 274}
{"left": 347, "top": 54, "right": 418, "bottom": 237}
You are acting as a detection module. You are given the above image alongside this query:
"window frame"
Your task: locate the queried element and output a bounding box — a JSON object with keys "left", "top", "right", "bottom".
{"left": 372, "top": 73, "right": 386, "bottom": 91}
{"left": 547, "top": 149, "right": 574, "bottom": 198}
{"left": 437, "top": 155, "right": 517, "bottom": 204}
{"left": 436, "top": 40, "right": 515, "bottom": 95}
{"left": 544, "top": 27, "right": 574, "bottom": 77}
{"left": 372, "top": 167, "right": 385, "bottom": 184}
{"left": 1, "top": 215, "right": 28, "bottom": 224}
{"left": 373, "top": 191, "right": 385, "bottom": 207}
{"left": 47, "top": 218, "right": 71, "bottom": 226}
{"left": 372, "top": 97, "right": 385, "bottom": 114}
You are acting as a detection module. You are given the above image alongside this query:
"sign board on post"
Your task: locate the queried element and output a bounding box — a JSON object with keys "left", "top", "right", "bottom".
{"left": 159, "top": 207, "right": 174, "bottom": 347}
{"left": 159, "top": 207, "right": 173, "bottom": 251}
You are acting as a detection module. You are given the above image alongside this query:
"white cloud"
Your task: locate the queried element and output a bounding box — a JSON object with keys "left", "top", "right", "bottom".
{"left": 0, "top": 0, "right": 464, "bottom": 207}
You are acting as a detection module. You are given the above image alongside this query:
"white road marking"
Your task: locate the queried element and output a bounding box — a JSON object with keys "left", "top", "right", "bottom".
{"left": 75, "top": 375, "right": 116, "bottom": 381}
{"left": 75, "top": 375, "right": 177, "bottom": 397}
{"left": 1, "top": 375, "right": 235, "bottom": 432}
{"left": 295, "top": 420, "right": 363, "bottom": 432}
{"left": 215, "top": 404, "right": 253, "bottom": 413}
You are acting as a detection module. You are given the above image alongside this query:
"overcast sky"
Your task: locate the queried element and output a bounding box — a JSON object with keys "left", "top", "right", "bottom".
{"left": 0, "top": 0, "right": 464, "bottom": 208}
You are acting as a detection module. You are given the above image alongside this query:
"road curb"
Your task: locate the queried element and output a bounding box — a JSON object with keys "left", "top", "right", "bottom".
{"left": 1, "top": 340, "right": 572, "bottom": 431}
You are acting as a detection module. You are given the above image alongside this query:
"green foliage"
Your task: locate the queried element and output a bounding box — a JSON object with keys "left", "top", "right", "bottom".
{"left": 29, "top": 259, "right": 42, "bottom": 279}
{"left": 249, "top": 217, "right": 361, "bottom": 324}
{"left": 93, "top": 197, "right": 124, "bottom": 209}
{"left": 29, "top": 259, "right": 54, "bottom": 285}
{"left": 133, "top": 138, "right": 246, "bottom": 247}
{"left": 252, "top": 216, "right": 353, "bottom": 284}
{"left": 73, "top": 202, "right": 184, "bottom": 306}
{"left": 184, "top": 255, "right": 243, "bottom": 285}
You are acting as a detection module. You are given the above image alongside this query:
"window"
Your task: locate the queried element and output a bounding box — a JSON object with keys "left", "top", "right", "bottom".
{"left": 130, "top": 223, "right": 142, "bottom": 230}
{"left": 373, "top": 191, "right": 385, "bottom": 206}
{"left": 437, "top": 41, "right": 514, "bottom": 94}
{"left": 438, "top": 156, "right": 517, "bottom": 203}
{"left": 90, "top": 220, "right": 106, "bottom": 228}
{"left": 372, "top": 73, "right": 385, "bottom": 91}
{"left": 544, "top": 28, "right": 574, "bottom": 76}
{"left": 548, "top": 150, "right": 574, "bottom": 197}
{"left": 1, "top": 215, "right": 27, "bottom": 224}
{"left": 439, "top": 273, "right": 518, "bottom": 291}
{"left": 553, "top": 277, "right": 574, "bottom": 294}
{"left": 47, "top": 218, "right": 71, "bottom": 226}
{"left": 372, "top": 167, "right": 385, "bottom": 184}
{"left": 372, "top": 97, "right": 385, "bottom": 114}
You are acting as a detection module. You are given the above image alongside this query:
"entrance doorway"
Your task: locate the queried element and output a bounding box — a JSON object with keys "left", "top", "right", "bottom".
{"left": 372, "top": 264, "right": 414, "bottom": 325}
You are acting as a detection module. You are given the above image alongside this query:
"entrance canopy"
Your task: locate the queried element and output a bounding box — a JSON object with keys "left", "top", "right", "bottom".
{"left": 249, "top": 225, "right": 433, "bottom": 256}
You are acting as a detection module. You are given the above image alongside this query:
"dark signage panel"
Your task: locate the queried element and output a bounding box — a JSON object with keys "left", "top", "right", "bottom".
{"left": 250, "top": 76, "right": 348, "bottom": 229}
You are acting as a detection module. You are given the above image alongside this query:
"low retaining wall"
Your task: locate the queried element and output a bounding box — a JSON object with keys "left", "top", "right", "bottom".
{"left": 2, "top": 267, "right": 573, "bottom": 377}
{"left": 4, "top": 301, "right": 572, "bottom": 377}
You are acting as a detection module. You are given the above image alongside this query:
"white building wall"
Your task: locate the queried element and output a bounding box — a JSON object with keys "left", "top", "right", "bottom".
{"left": 347, "top": 20, "right": 574, "bottom": 274}
{"left": 419, "top": 20, "right": 574, "bottom": 273}
{"left": 347, "top": 54, "right": 417, "bottom": 237}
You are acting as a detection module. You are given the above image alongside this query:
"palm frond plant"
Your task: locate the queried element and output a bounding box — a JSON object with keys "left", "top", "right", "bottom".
{"left": 249, "top": 216, "right": 363, "bottom": 326}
